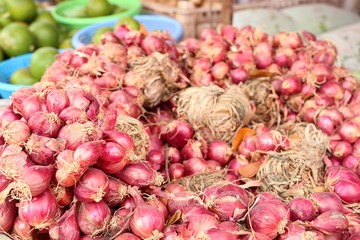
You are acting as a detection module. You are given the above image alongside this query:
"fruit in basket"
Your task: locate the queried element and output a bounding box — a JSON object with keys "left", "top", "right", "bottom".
{"left": 10, "top": 67, "right": 37, "bottom": 85}
{"left": 29, "top": 47, "right": 58, "bottom": 81}
{"left": 0, "top": 22, "right": 35, "bottom": 57}
{"left": 116, "top": 16, "right": 140, "bottom": 30}
{"left": 29, "top": 21, "right": 59, "bottom": 48}
{"left": 5, "top": 0, "right": 37, "bottom": 23}
{"left": 35, "top": 10, "right": 57, "bottom": 27}
{"left": 93, "top": 26, "right": 113, "bottom": 44}
{"left": 85, "top": 0, "right": 113, "bottom": 17}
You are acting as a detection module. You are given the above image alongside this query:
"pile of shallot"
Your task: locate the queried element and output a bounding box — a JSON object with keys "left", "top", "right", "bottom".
{"left": 1, "top": 22, "right": 360, "bottom": 240}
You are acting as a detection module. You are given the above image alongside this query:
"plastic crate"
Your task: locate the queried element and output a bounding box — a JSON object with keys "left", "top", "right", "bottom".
{"left": 51, "top": 0, "right": 142, "bottom": 30}
{"left": 0, "top": 53, "right": 33, "bottom": 99}
{"left": 71, "top": 14, "right": 184, "bottom": 48}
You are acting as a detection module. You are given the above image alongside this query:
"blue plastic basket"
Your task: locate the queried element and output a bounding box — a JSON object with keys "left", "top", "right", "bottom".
{"left": 0, "top": 54, "right": 33, "bottom": 99}
{"left": 71, "top": 15, "right": 183, "bottom": 48}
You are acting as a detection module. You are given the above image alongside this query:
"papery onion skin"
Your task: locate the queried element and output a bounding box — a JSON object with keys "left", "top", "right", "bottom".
{"left": 77, "top": 201, "right": 111, "bottom": 236}
{"left": 0, "top": 197, "right": 17, "bottom": 232}
{"left": 49, "top": 204, "right": 81, "bottom": 240}
{"left": 206, "top": 140, "right": 233, "bottom": 165}
{"left": 2, "top": 120, "right": 31, "bottom": 145}
{"left": 116, "top": 161, "right": 163, "bottom": 187}
{"left": 308, "top": 211, "right": 349, "bottom": 235}
{"left": 325, "top": 166, "right": 360, "bottom": 203}
{"left": 21, "top": 165, "right": 56, "bottom": 197}
{"left": 247, "top": 201, "right": 290, "bottom": 239}
{"left": 74, "top": 140, "right": 105, "bottom": 168}
{"left": 12, "top": 216, "right": 35, "bottom": 239}
{"left": 18, "top": 188, "right": 58, "bottom": 229}
{"left": 160, "top": 120, "right": 194, "bottom": 149}
{"left": 288, "top": 197, "right": 317, "bottom": 222}
{"left": 129, "top": 188, "right": 166, "bottom": 239}
{"left": 28, "top": 112, "right": 62, "bottom": 138}
{"left": 74, "top": 168, "right": 109, "bottom": 203}
{"left": 113, "top": 233, "right": 141, "bottom": 240}
{"left": 103, "top": 178, "right": 128, "bottom": 208}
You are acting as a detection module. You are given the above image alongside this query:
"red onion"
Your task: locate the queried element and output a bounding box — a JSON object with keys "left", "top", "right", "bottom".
{"left": 353, "top": 139, "right": 360, "bottom": 157}
{"left": 219, "top": 221, "right": 239, "bottom": 232}
{"left": 230, "top": 68, "right": 248, "bottom": 84}
{"left": 193, "top": 57, "right": 212, "bottom": 72}
{"left": 325, "top": 166, "right": 360, "bottom": 203}
{"left": 161, "top": 120, "right": 194, "bottom": 149}
{"left": 228, "top": 156, "right": 249, "bottom": 176}
{"left": 255, "top": 131, "right": 278, "bottom": 152}
{"left": 274, "top": 47, "right": 297, "bottom": 68}
{"left": 342, "top": 154, "right": 360, "bottom": 172}
{"left": 18, "top": 94, "right": 46, "bottom": 121}
{"left": 113, "top": 233, "right": 141, "bottom": 240}
{"left": 211, "top": 61, "right": 230, "bottom": 80}
{"left": 186, "top": 214, "right": 219, "bottom": 238}
{"left": 203, "top": 183, "right": 249, "bottom": 221}
{"left": 181, "top": 204, "right": 214, "bottom": 222}
{"left": 0, "top": 171, "right": 10, "bottom": 192}
{"left": 28, "top": 111, "right": 62, "bottom": 138}
{"left": 238, "top": 135, "right": 256, "bottom": 159}
{"left": 116, "top": 161, "right": 163, "bottom": 187}
{"left": 0, "top": 197, "right": 16, "bottom": 232}
{"left": 46, "top": 89, "right": 70, "bottom": 115}
{"left": 165, "top": 183, "right": 187, "bottom": 195}
{"left": 128, "top": 187, "right": 166, "bottom": 239}
{"left": 25, "top": 134, "right": 66, "bottom": 165}
{"left": 141, "top": 34, "right": 166, "bottom": 55}
{"left": 58, "top": 122, "right": 102, "bottom": 150}
{"left": 0, "top": 145, "right": 34, "bottom": 179}
{"left": 318, "top": 81, "right": 344, "bottom": 101}
{"left": 306, "top": 211, "right": 348, "bottom": 235}
{"left": 169, "top": 163, "right": 185, "bottom": 180}
{"left": 253, "top": 41, "right": 273, "bottom": 69}
{"left": 167, "top": 147, "right": 182, "bottom": 163}
{"left": 109, "top": 207, "right": 132, "bottom": 235}
{"left": 241, "top": 232, "right": 272, "bottom": 240}
{"left": 2, "top": 120, "right": 31, "bottom": 145}
{"left": 316, "top": 115, "right": 335, "bottom": 135}
{"left": 247, "top": 201, "right": 290, "bottom": 239}
{"left": 59, "top": 106, "right": 87, "bottom": 124}
{"left": 227, "top": 51, "right": 254, "bottom": 70}
{"left": 12, "top": 217, "right": 35, "bottom": 239}
{"left": 52, "top": 185, "right": 73, "bottom": 207}
{"left": 18, "top": 188, "right": 58, "bottom": 229}
{"left": 338, "top": 118, "right": 360, "bottom": 144}
{"left": 146, "top": 195, "right": 168, "bottom": 220}
{"left": 147, "top": 149, "right": 166, "bottom": 170}
{"left": 167, "top": 191, "right": 202, "bottom": 215}
{"left": 288, "top": 197, "right": 317, "bottom": 222}
{"left": 280, "top": 74, "right": 302, "bottom": 95}
{"left": 183, "top": 157, "right": 208, "bottom": 175}
{"left": 97, "top": 142, "right": 130, "bottom": 174}
{"left": 206, "top": 140, "right": 233, "bottom": 165}
{"left": 277, "top": 223, "right": 308, "bottom": 240}
{"left": 49, "top": 204, "right": 81, "bottom": 240}
{"left": 55, "top": 149, "right": 85, "bottom": 187}
{"left": 77, "top": 200, "right": 111, "bottom": 235}
{"left": 205, "top": 228, "right": 238, "bottom": 240}
{"left": 74, "top": 168, "right": 109, "bottom": 203}
{"left": 274, "top": 32, "right": 303, "bottom": 49}
{"left": 330, "top": 140, "right": 352, "bottom": 160}
{"left": 74, "top": 140, "right": 105, "bottom": 168}
{"left": 103, "top": 177, "right": 128, "bottom": 207}
{"left": 181, "top": 139, "right": 207, "bottom": 160}
{"left": 0, "top": 106, "right": 21, "bottom": 128}
{"left": 103, "top": 130, "right": 135, "bottom": 154}
{"left": 20, "top": 165, "right": 55, "bottom": 197}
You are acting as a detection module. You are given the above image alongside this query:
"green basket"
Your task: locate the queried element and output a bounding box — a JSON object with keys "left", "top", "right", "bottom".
{"left": 51, "top": 0, "right": 142, "bottom": 30}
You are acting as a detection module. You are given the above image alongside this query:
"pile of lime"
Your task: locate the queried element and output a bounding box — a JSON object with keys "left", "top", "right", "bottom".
{"left": 62, "top": 0, "right": 126, "bottom": 18}
{"left": 10, "top": 47, "right": 58, "bottom": 86}
{"left": 0, "top": 0, "right": 74, "bottom": 61}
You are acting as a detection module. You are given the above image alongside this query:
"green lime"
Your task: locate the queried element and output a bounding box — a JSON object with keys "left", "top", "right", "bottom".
{"left": 10, "top": 67, "right": 38, "bottom": 85}
{"left": 113, "top": 6, "right": 126, "bottom": 14}
{"left": 0, "top": 12, "right": 12, "bottom": 28}
{"left": 85, "top": 0, "right": 112, "bottom": 17}
{"left": 59, "top": 38, "right": 72, "bottom": 49}
{"left": 35, "top": 10, "right": 57, "bottom": 27}
{"left": 29, "top": 21, "right": 59, "bottom": 48}
{"left": 0, "top": 22, "right": 36, "bottom": 57}
{"left": 5, "top": 0, "right": 37, "bottom": 23}
{"left": 29, "top": 47, "right": 58, "bottom": 81}
{"left": 92, "top": 26, "right": 113, "bottom": 44}
{"left": 62, "top": 6, "right": 87, "bottom": 18}
{"left": 116, "top": 16, "right": 140, "bottom": 30}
